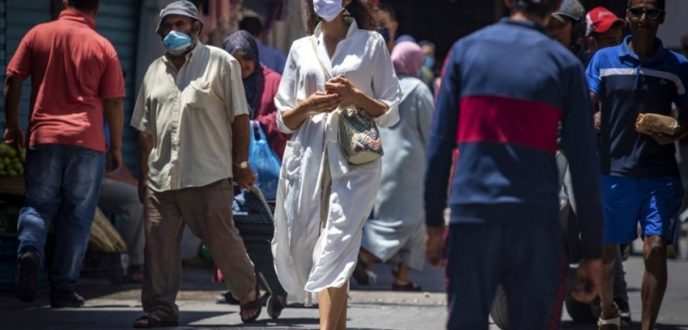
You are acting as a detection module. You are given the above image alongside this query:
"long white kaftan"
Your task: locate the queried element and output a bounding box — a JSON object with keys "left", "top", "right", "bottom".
{"left": 361, "top": 76, "right": 434, "bottom": 272}
{"left": 271, "top": 21, "right": 401, "bottom": 303}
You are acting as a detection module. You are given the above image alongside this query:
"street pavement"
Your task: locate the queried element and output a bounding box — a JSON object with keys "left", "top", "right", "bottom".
{"left": 0, "top": 254, "right": 686, "bottom": 329}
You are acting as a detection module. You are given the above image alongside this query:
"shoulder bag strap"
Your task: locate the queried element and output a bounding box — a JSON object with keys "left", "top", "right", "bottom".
{"left": 309, "top": 36, "right": 332, "bottom": 81}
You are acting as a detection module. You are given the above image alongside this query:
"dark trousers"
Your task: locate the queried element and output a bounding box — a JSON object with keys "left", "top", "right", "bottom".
{"left": 446, "top": 221, "right": 563, "bottom": 330}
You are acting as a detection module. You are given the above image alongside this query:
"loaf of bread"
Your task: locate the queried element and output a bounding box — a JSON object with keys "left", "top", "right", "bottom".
{"left": 635, "top": 113, "right": 680, "bottom": 136}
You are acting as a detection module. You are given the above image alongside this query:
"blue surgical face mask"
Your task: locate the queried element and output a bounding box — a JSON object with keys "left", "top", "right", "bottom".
{"left": 163, "top": 30, "right": 193, "bottom": 55}
{"left": 423, "top": 56, "right": 435, "bottom": 70}
{"left": 379, "top": 27, "right": 390, "bottom": 43}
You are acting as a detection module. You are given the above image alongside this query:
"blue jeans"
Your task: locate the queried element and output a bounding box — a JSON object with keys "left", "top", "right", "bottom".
{"left": 17, "top": 144, "right": 105, "bottom": 290}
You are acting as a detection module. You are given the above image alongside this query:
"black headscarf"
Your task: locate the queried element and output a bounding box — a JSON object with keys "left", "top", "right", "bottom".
{"left": 223, "top": 30, "right": 264, "bottom": 117}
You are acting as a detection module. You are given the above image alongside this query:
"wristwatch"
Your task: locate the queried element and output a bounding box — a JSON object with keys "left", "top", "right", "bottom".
{"left": 235, "top": 161, "right": 249, "bottom": 169}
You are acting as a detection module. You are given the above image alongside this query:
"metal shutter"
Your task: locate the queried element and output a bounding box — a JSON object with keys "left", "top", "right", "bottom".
{"left": 1, "top": 0, "right": 51, "bottom": 130}
{"left": 96, "top": 0, "right": 141, "bottom": 172}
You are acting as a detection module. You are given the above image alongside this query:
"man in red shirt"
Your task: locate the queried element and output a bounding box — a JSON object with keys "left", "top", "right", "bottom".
{"left": 3, "top": 0, "right": 124, "bottom": 308}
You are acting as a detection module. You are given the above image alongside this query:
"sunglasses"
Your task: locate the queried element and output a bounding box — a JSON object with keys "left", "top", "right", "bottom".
{"left": 627, "top": 7, "right": 665, "bottom": 19}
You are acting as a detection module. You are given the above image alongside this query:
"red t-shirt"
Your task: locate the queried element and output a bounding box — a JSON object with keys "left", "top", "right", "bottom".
{"left": 6, "top": 9, "right": 125, "bottom": 152}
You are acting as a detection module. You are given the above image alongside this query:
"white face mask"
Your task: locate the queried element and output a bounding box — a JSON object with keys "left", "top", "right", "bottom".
{"left": 313, "top": 0, "right": 344, "bottom": 22}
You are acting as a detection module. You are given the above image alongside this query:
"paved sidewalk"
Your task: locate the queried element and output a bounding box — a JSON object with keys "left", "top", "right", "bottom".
{"left": 0, "top": 257, "right": 687, "bottom": 329}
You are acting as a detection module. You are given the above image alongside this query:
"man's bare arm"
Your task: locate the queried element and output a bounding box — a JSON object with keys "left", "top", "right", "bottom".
{"left": 590, "top": 92, "right": 601, "bottom": 130}
{"left": 3, "top": 75, "right": 25, "bottom": 147}
{"left": 137, "top": 132, "right": 154, "bottom": 203}
{"left": 104, "top": 98, "right": 124, "bottom": 172}
{"left": 231, "top": 115, "right": 255, "bottom": 188}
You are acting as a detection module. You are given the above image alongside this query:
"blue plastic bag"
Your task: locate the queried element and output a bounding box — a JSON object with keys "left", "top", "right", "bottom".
{"left": 248, "top": 121, "right": 281, "bottom": 200}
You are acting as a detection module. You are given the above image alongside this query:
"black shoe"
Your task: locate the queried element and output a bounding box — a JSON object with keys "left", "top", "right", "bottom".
{"left": 50, "top": 288, "right": 85, "bottom": 308}
{"left": 16, "top": 250, "right": 39, "bottom": 303}
{"left": 614, "top": 297, "right": 631, "bottom": 325}
{"left": 391, "top": 282, "right": 422, "bottom": 292}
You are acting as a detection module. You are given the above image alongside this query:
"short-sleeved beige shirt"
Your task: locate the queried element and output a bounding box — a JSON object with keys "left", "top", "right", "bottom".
{"left": 131, "top": 43, "right": 249, "bottom": 192}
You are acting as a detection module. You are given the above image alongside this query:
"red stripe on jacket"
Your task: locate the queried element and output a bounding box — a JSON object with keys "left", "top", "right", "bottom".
{"left": 456, "top": 95, "right": 562, "bottom": 152}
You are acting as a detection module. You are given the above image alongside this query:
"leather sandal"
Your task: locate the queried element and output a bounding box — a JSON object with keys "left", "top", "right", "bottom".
{"left": 240, "top": 287, "right": 265, "bottom": 323}
{"left": 133, "top": 314, "right": 178, "bottom": 328}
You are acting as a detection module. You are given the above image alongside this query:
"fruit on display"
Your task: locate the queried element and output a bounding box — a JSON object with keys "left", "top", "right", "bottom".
{"left": 0, "top": 143, "right": 25, "bottom": 177}
{"left": 89, "top": 208, "right": 127, "bottom": 253}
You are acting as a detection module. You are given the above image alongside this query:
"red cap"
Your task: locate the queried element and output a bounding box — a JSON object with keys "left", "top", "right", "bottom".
{"left": 585, "top": 6, "right": 624, "bottom": 37}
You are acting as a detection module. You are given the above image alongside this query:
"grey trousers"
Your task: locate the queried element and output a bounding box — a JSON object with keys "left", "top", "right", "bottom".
{"left": 98, "top": 178, "right": 145, "bottom": 266}
{"left": 141, "top": 179, "right": 256, "bottom": 321}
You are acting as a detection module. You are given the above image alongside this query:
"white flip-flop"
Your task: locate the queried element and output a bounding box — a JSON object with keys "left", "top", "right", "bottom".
{"left": 597, "top": 316, "right": 621, "bottom": 329}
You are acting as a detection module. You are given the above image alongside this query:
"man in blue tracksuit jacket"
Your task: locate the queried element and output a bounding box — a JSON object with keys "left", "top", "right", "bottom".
{"left": 424, "top": 0, "right": 603, "bottom": 329}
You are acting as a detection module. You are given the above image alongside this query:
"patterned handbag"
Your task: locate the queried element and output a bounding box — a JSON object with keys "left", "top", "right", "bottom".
{"left": 337, "top": 105, "right": 384, "bottom": 164}
{"left": 309, "top": 37, "right": 383, "bottom": 165}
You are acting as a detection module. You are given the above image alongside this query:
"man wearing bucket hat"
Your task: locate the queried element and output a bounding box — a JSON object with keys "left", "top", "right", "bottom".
{"left": 546, "top": 0, "right": 586, "bottom": 55}
{"left": 130, "top": 1, "right": 262, "bottom": 327}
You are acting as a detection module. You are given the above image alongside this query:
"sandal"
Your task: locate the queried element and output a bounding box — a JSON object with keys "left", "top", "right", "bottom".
{"left": 353, "top": 257, "right": 377, "bottom": 285}
{"left": 240, "top": 287, "right": 265, "bottom": 323}
{"left": 392, "top": 282, "right": 422, "bottom": 292}
{"left": 597, "top": 316, "right": 621, "bottom": 329}
{"left": 597, "top": 302, "right": 621, "bottom": 330}
{"left": 133, "top": 314, "right": 178, "bottom": 328}
{"left": 614, "top": 297, "right": 631, "bottom": 325}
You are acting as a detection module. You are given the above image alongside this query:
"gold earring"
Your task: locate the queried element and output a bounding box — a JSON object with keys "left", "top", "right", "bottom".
{"left": 343, "top": 8, "right": 353, "bottom": 24}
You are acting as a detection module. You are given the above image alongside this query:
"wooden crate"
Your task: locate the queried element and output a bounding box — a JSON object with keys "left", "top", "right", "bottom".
{"left": 0, "top": 177, "right": 24, "bottom": 196}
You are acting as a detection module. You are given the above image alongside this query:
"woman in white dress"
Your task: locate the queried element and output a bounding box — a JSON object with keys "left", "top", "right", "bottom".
{"left": 271, "top": 0, "right": 401, "bottom": 328}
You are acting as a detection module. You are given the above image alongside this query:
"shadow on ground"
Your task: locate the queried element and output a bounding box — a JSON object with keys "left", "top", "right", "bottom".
{"left": 0, "top": 308, "right": 397, "bottom": 330}
{"left": 562, "top": 320, "right": 688, "bottom": 330}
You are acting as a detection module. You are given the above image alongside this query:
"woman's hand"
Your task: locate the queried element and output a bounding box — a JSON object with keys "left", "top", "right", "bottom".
{"left": 325, "top": 76, "right": 359, "bottom": 106}
{"left": 282, "top": 91, "right": 341, "bottom": 131}
{"left": 300, "top": 91, "right": 342, "bottom": 115}
{"left": 326, "top": 76, "right": 389, "bottom": 118}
